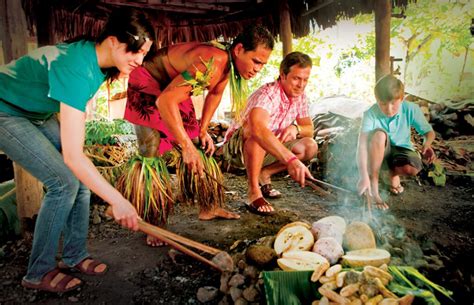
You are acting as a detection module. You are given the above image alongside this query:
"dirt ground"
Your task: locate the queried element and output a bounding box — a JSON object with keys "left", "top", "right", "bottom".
{"left": 0, "top": 171, "right": 472, "bottom": 305}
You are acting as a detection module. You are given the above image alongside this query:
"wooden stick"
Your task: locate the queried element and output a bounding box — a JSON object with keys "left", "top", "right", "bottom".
{"left": 306, "top": 181, "right": 334, "bottom": 198}
{"left": 138, "top": 221, "right": 223, "bottom": 272}
{"left": 307, "top": 176, "right": 354, "bottom": 194}
{"left": 106, "top": 208, "right": 221, "bottom": 255}
{"left": 138, "top": 219, "right": 221, "bottom": 256}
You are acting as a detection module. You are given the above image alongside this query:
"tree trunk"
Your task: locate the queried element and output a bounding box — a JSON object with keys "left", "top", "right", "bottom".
{"left": 0, "top": 0, "right": 28, "bottom": 63}
{"left": 459, "top": 47, "right": 468, "bottom": 86}
{"left": 375, "top": 0, "right": 391, "bottom": 81}
{"left": 13, "top": 163, "right": 43, "bottom": 237}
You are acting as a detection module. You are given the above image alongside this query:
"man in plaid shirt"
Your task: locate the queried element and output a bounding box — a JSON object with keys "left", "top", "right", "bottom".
{"left": 223, "top": 52, "right": 317, "bottom": 215}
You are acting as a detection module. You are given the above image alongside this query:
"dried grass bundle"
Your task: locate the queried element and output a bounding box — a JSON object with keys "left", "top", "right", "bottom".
{"left": 116, "top": 156, "right": 173, "bottom": 226}
{"left": 116, "top": 125, "right": 173, "bottom": 226}
{"left": 169, "top": 149, "right": 225, "bottom": 212}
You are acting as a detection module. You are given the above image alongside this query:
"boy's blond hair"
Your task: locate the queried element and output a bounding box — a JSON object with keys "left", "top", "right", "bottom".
{"left": 374, "top": 74, "right": 404, "bottom": 104}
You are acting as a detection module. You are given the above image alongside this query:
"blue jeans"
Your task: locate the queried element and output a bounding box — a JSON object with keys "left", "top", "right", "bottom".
{"left": 0, "top": 112, "right": 90, "bottom": 283}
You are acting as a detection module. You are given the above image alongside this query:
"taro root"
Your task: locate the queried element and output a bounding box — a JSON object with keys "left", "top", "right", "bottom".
{"left": 341, "top": 248, "right": 391, "bottom": 267}
{"left": 312, "top": 237, "right": 344, "bottom": 264}
{"left": 344, "top": 270, "right": 361, "bottom": 285}
{"left": 310, "top": 222, "right": 343, "bottom": 245}
{"left": 274, "top": 224, "right": 314, "bottom": 255}
{"left": 359, "top": 277, "right": 379, "bottom": 298}
{"left": 343, "top": 221, "right": 376, "bottom": 251}
{"left": 278, "top": 250, "right": 328, "bottom": 272}
{"left": 246, "top": 245, "right": 277, "bottom": 267}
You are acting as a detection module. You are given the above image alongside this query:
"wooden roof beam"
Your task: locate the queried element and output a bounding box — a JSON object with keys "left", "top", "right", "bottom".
{"left": 185, "top": 0, "right": 252, "bottom": 3}
{"left": 101, "top": 0, "right": 216, "bottom": 14}
{"left": 148, "top": 0, "right": 230, "bottom": 11}
{"left": 102, "top": 0, "right": 230, "bottom": 12}
{"left": 301, "top": 0, "right": 334, "bottom": 17}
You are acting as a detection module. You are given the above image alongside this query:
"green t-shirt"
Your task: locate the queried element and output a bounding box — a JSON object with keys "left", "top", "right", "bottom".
{"left": 361, "top": 100, "right": 433, "bottom": 150}
{"left": 0, "top": 40, "right": 105, "bottom": 119}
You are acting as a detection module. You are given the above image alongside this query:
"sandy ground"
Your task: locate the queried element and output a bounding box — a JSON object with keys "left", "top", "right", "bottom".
{"left": 0, "top": 172, "right": 472, "bottom": 304}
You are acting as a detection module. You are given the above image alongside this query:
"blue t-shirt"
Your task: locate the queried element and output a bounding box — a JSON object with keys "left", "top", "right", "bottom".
{"left": 361, "top": 100, "right": 433, "bottom": 150}
{"left": 0, "top": 40, "right": 105, "bottom": 119}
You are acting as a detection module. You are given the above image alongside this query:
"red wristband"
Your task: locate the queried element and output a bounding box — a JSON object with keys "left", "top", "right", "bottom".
{"left": 286, "top": 156, "right": 298, "bottom": 165}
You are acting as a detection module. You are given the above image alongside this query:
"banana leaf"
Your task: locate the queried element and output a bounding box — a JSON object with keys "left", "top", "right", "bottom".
{"left": 262, "top": 271, "right": 319, "bottom": 305}
{"left": 263, "top": 267, "right": 453, "bottom": 305}
{"left": 388, "top": 266, "right": 454, "bottom": 305}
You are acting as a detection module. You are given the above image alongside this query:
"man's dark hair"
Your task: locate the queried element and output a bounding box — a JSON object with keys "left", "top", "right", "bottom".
{"left": 280, "top": 52, "right": 312, "bottom": 75}
{"left": 374, "top": 74, "right": 404, "bottom": 103}
{"left": 231, "top": 25, "right": 275, "bottom": 51}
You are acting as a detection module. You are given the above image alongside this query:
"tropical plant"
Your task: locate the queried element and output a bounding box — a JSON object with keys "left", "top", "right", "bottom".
{"left": 85, "top": 119, "right": 134, "bottom": 145}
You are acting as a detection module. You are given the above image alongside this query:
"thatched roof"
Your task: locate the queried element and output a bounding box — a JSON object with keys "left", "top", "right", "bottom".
{"left": 21, "top": 0, "right": 412, "bottom": 46}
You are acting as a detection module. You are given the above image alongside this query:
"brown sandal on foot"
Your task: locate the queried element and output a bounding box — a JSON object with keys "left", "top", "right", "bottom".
{"left": 21, "top": 268, "right": 82, "bottom": 293}
{"left": 245, "top": 197, "right": 276, "bottom": 216}
{"left": 260, "top": 184, "right": 282, "bottom": 199}
{"left": 58, "top": 257, "right": 108, "bottom": 276}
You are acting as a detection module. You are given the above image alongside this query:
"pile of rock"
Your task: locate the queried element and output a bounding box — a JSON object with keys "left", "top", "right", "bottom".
{"left": 196, "top": 237, "right": 277, "bottom": 304}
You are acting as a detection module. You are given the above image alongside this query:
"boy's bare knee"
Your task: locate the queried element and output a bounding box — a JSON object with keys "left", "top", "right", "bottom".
{"left": 397, "top": 164, "right": 419, "bottom": 176}
{"left": 303, "top": 138, "right": 318, "bottom": 160}
{"left": 405, "top": 165, "right": 420, "bottom": 176}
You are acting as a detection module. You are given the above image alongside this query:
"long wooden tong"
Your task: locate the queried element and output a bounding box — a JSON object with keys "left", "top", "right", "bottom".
{"left": 106, "top": 209, "right": 227, "bottom": 272}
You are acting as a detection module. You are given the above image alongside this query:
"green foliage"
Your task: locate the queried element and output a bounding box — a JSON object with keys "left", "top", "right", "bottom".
{"left": 388, "top": 266, "right": 454, "bottom": 305}
{"left": 179, "top": 56, "right": 215, "bottom": 97}
{"left": 427, "top": 160, "right": 446, "bottom": 186}
{"left": 85, "top": 119, "right": 134, "bottom": 145}
{"left": 248, "top": 0, "right": 472, "bottom": 106}
{"left": 335, "top": 44, "right": 374, "bottom": 77}
{"left": 94, "top": 79, "right": 128, "bottom": 118}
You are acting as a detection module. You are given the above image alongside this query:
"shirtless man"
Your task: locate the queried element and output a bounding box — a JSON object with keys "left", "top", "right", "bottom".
{"left": 124, "top": 26, "right": 274, "bottom": 245}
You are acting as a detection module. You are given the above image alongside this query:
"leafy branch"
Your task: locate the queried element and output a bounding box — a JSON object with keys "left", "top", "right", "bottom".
{"left": 180, "top": 56, "right": 215, "bottom": 97}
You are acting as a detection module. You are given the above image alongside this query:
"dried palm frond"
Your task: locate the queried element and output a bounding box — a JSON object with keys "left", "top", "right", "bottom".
{"left": 229, "top": 58, "right": 249, "bottom": 121}
{"left": 174, "top": 149, "right": 225, "bottom": 212}
{"left": 116, "top": 155, "right": 173, "bottom": 226}
{"left": 116, "top": 125, "right": 174, "bottom": 226}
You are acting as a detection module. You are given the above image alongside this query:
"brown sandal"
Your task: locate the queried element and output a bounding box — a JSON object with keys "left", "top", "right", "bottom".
{"left": 245, "top": 197, "right": 276, "bottom": 216}
{"left": 58, "top": 257, "right": 108, "bottom": 276}
{"left": 260, "top": 184, "right": 282, "bottom": 199}
{"left": 21, "top": 268, "right": 82, "bottom": 293}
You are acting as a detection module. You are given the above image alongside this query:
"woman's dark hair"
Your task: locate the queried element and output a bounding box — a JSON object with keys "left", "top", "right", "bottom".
{"left": 99, "top": 8, "right": 155, "bottom": 81}
{"left": 231, "top": 25, "right": 275, "bottom": 52}
{"left": 280, "top": 52, "right": 312, "bottom": 75}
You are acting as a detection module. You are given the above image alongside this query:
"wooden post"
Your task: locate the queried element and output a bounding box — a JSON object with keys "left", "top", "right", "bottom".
{"left": 0, "top": 0, "right": 28, "bottom": 63}
{"left": 13, "top": 163, "right": 43, "bottom": 236}
{"left": 36, "top": 0, "right": 54, "bottom": 46}
{"left": 279, "top": 0, "right": 292, "bottom": 56}
{"left": 1, "top": 1, "right": 43, "bottom": 235}
{"left": 375, "top": 0, "right": 391, "bottom": 81}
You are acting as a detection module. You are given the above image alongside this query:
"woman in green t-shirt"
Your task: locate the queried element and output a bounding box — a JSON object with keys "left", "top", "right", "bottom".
{"left": 0, "top": 9, "right": 154, "bottom": 293}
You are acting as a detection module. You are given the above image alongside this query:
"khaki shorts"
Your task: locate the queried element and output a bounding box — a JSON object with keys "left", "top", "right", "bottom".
{"left": 222, "top": 127, "right": 300, "bottom": 170}
{"left": 369, "top": 129, "right": 422, "bottom": 171}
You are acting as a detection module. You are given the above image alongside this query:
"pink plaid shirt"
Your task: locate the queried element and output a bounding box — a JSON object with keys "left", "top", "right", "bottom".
{"left": 225, "top": 80, "right": 309, "bottom": 141}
